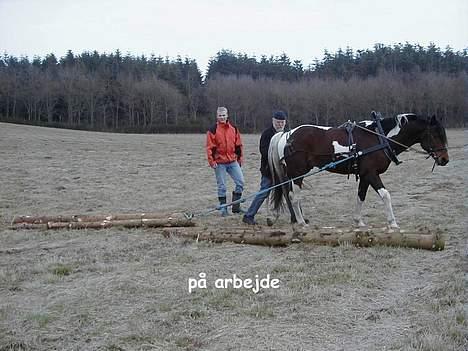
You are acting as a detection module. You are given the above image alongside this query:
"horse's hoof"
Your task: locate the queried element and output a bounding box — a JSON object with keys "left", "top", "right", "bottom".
{"left": 291, "top": 233, "right": 302, "bottom": 243}
{"left": 291, "top": 223, "right": 308, "bottom": 232}
{"left": 354, "top": 218, "right": 366, "bottom": 227}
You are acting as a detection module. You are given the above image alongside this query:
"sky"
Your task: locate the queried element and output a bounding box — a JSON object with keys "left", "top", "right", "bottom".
{"left": 0, "top": 0, "right": 466, "bottom": 75}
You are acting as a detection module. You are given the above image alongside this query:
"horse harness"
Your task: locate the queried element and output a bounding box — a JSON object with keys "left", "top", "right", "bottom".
{"left": 339, "top": 116, "right": 403, "bottom": 179}
{"left": 284, "top": 115, "right": 403, "bottom": 181}
{"left": 372, "top": 113, "right": 402, "bottom": 165}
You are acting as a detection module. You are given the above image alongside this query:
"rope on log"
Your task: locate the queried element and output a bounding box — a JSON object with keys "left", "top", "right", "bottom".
{"left": 162, "top": 226, "right": 445, "bottom": 251}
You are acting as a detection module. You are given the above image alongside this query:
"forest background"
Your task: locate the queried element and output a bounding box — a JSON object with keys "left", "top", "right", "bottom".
{"left": 1, "top": 43, "right": 466, "bottom": 132}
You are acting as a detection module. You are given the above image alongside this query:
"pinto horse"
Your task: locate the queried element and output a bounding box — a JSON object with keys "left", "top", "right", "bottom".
{"left": 268, "top": 113, "right": 449, "bottom": 228}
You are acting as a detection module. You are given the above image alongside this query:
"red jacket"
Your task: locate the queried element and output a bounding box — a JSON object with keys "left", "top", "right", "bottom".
{"left": 206, "top": 121, "right": 243, "bottom": 167}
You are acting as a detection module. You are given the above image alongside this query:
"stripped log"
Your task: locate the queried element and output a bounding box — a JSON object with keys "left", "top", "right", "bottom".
{"left": 10, "top": 214, "right": 195, "bottom": 230}
{"left": 11, "top": 223, "right": 49, "bottom": 230}
{"left": 47, "top": 218, "right": 195, "bottom": 229}
{"left": 163, "top": 227, "right": 292, "bottom": 246}
{"left": 12, "top": 212, "right": 189, "bottom": 225}
{"left": 162, "top": 226, "right": 445, "bottom": 251}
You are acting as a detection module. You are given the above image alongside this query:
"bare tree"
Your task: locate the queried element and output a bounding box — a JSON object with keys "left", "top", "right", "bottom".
{"left": 59, "top": 67, "right": 81, "bottom": 125}
{"left": 80, "top": 73, "right": 103, "bottom": 128}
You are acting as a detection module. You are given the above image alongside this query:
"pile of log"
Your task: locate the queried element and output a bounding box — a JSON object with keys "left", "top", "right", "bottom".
{"left": 10, "top": 212, "right": 445, "bottom": 251}
{"left": 10, "top": 212, "right": 195, "bottom": 230}
{"left": 162, "top": 226, "right": 445, "bottom": 251}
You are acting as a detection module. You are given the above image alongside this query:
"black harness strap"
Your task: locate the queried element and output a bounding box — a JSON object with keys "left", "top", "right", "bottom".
{"left": 373, "top": 112, "right": 402, "bottom": 165}
{"left": 357, "top": 143, "right": 389, "bottom": 157}
{"left": 342, "top": 121, "right": 359, "bottom": 179}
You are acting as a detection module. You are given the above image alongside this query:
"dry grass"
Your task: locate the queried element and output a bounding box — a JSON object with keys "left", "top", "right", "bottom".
{"left": 0, "top": 123, "right": 466, "bottom": 351}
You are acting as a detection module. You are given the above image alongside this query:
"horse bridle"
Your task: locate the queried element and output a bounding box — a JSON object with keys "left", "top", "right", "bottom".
{"left": 355, "top": 122, "right": 447, "bottom": 172}
{"left": 421, "top": 126, "right": 447, "bottom": 160}
{"left": 420, "top": 126, "right": 448, "bottom": 172}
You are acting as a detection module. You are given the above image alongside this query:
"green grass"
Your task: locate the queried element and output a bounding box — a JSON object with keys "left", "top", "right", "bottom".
{"left": 28, "top": 312, "right": 53, "bottom": 328}
{"left": 174, "top": 336, "right": 203, "bottom": 350}
{"left": 245, "top": 303, "right": 275, "bottom": 319}
{"left": 0, "top": 341, "right": 28, "bottom": 351}
{"left": 49, "top": 263, "right": 73, "bottom": 276}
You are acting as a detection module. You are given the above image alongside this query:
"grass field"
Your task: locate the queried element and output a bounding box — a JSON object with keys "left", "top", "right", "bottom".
{"left": 0, "top": 123, "right": 466, "bottom": 351}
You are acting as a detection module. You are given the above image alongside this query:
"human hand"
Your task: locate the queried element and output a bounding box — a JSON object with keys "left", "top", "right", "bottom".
{"left": 211, "top": 162, "right": 218, "bottom": 169}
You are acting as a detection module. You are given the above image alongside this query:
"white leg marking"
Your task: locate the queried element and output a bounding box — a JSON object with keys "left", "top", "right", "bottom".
{"left": 353, "top": 196, "right": 366, "bottom": 227}
{"left": 377, "top": 188, "right": 398, "bottom": 228}
{"left": 290, "top": 184, "right": 307, "bottom": 226}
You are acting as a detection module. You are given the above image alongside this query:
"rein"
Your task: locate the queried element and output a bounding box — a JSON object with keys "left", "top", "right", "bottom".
{"left": 187, "top": 118, "right": 447, "bottom": 219}
{"left": 187, "top": 153, "right": 357, "bottom": 218}
{"left": 354, "top": 122, "right": 447, "bottom": 172}
{"left": 354, "top": 123, "right": 435, "bottom": 156}
{"left": 279, "top": 121, "right": 440, "bottom": 173}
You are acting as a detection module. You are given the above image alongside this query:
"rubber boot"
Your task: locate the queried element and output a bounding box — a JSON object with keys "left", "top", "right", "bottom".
{"left": 218, "top": 196, "right": 228, "bottom": 217}
{"left": 242, "top": 215, "right": 257, "bottom": 225}
{"left": 231, "top": 192, "right": 244, "bottom": 214}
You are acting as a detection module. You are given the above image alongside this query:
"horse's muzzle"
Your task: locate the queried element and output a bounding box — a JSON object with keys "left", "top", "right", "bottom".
{"left": 430, "top": 148, "right": 449, "bottom": 166}
{"left": 437, "top": 156, "right": 449, "bottom": 166}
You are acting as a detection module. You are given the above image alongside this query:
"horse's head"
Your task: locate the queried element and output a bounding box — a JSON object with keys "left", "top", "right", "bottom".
{"left": 420, "top": 115, "right": 449, "bottom": 166}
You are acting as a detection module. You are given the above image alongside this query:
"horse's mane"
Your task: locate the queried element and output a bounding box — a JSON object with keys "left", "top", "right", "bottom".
{"left": 431, "top": 116, "right": 448, "bottom": 145}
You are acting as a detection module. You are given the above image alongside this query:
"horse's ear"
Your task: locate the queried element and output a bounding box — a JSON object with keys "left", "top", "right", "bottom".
{"left": 430, "top": 115, "right": 437, "bottom": 125}
{"left": 401, "top": 115, "right": 408, "bottom": 126}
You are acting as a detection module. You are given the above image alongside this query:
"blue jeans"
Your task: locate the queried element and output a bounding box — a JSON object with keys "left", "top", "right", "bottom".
{"left": 244, "top": 175, "right": 272, "bottom": 219}
{"left": 214, "top": 161, "right": 244, "bottom": 198}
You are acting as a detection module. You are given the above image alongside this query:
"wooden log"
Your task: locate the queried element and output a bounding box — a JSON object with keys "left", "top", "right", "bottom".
{"left": 12, "top": 215, "right": 77, "bottom": 224}
{"left": 162, "top": 226, "right": 445, "bottom": 251}
{"left": 12, "top": 212, "right": 190, "bottom": 224}
{"left": 141, "top": 218, "right": 195, "bottom": 227}
{"left": 299, "top": 229, "right": 445, "bottom": 251}
{"left": 74, "top": 212, "right": 191, "bottom": 222}
{"left": 47, "top": 221, "right": 113, "bottom": 229}
{"left": 10, "top": 217, "right": 195, "bottom": 231}
{"left": 9, "top": 223, "right": 49, "bottom": 230}
{"left": 163, "top": 227, "right": 291, "bottom": 246}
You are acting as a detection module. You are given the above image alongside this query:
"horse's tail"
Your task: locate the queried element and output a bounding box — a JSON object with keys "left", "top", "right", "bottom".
{"left": 268, "top": 133, "right": 287, "bottom": 212}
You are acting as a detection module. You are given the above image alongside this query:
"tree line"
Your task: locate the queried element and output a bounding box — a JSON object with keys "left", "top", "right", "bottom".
{"left": 0, "top": 43, "right": 466, "bottom": 132}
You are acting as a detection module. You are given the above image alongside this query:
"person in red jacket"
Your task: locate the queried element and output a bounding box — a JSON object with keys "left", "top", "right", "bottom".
{"left": 206, "top": 106, "right": 245, "bottom": 216}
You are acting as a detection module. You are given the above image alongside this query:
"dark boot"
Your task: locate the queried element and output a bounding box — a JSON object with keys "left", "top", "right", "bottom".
{"left": 242, "top": 215, "right": 257, "bottom": 225}
{"left": 231, "top": 192, "right": 244, "bottom": 214}
{"left": 218, "top": 197, "right": 228, "bottom": 217}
